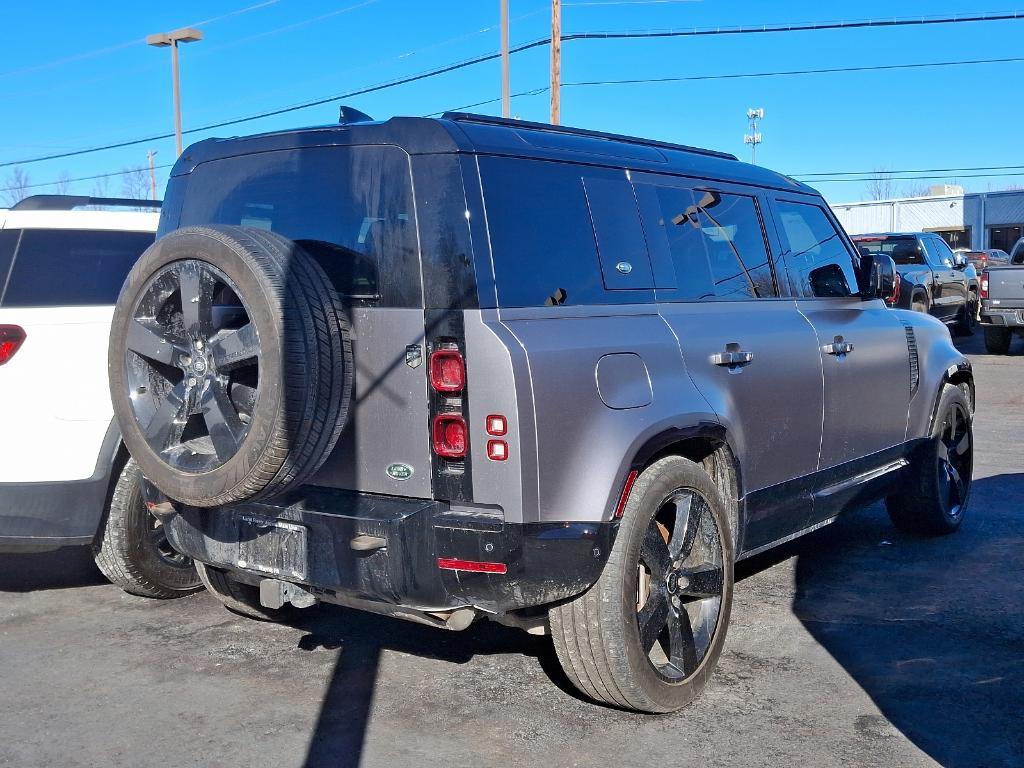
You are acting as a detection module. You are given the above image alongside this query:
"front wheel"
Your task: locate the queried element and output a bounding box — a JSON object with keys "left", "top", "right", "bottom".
{"left": 886, "top": 385, "right": 973, "bottom": 536}
{"left": 549, "top": 456, "right": 734, "bottom": 713}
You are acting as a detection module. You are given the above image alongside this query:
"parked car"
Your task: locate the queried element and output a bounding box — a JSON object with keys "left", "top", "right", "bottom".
{"left": 852, "top": 232, "right": 976, "bottom": 334}
{"left": 1008, "top": 237, "right": 1024, "bottom": 265}
{"left": 0, "top": 195, "right": 201, "bottom": 598}
{"left": 109, "top": 112, "right": 974, "bottom": 713}
{"left": 979, "top": 256, "right": 1024, "bottom": 353}
{"left": 955, "top": 247, "right": 1009, "bottom": 270}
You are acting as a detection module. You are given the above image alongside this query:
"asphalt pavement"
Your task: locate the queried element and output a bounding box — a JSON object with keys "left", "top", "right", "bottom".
{"left": 1, "top": 331, "right": 1021, "bottom": 768}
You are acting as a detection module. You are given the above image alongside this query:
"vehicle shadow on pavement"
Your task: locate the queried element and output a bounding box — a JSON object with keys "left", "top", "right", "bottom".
{"left": 0, "top": 546, "right": 107, "bottom": 591}
{"left": 294, "top": 605, "right": 563, "bottom": 768}
{"left": 787, "top": 473, "right": 1024, "bottom": 768}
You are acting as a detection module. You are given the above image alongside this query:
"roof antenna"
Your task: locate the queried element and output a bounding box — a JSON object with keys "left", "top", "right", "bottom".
{"left": 338, "top": 106, "right": 374, "bottom": 125}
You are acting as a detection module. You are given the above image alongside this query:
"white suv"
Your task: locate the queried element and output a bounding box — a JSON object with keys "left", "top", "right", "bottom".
{"left": 0, "top": 195, "right": 200, "bottom": 597}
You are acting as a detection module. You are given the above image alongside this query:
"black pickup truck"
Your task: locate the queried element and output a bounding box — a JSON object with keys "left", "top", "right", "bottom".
{"left": 979, "top": 242, "right": 1024, "bottom": 353}
{"left": 853, "top": 232, "right": 976, "bottom": 335}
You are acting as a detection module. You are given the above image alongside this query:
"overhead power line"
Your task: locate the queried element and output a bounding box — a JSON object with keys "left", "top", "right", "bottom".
{"left": 3, "top": 10, "right": 1024, "bottom": 169}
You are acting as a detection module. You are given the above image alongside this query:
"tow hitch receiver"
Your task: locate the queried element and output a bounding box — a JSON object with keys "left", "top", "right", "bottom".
{"left": 259, "top": 578, "right": 319, "bottom": 609}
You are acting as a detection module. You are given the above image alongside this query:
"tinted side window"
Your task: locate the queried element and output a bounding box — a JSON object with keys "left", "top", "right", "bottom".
{"left": 929, "top": 236, "right": 955, "bottom": 265}
{"left": 638, "top": 184, "right": 777, "bottom": 301}
{"left": 773, "top": 201, "right": 858, "bottom": 298}
{"left": 2, "top": 229, "right": 154, "bottom": 307}
{"left": 480, "top": 157, "right": 653, "bottom": 307}
{"left": 178, "top": 145, "right": 420, "bottom": 307}
{"left": 0, "top": 229, "right": 19, "bottom": 295}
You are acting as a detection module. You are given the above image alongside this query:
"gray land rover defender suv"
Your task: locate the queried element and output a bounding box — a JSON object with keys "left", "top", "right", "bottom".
{"left": 108, "top": 112, "right": 974, "bottom": 713}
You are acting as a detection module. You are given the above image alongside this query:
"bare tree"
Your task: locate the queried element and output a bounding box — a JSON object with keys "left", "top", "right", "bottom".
{"left": 866, "top": 169, "right": 895, "bottom": 201}
{"left": 121, "top": 167, "right": 149, "bottom": 200}
{"left": 900, "top": 184, "right": 931, "bottom": 199}
{"left": 2, "top": 167, "right": 32, "bottom": 207}
{"left": 53, "top": 171, "right": 72, "bottom": 195}
{"left": 91, "top": 174, "right": 111, "bottom": 198}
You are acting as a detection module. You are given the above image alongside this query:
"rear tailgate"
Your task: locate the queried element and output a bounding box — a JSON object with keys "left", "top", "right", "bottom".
{"left": 985, "top": 267, "right": 1024, "bottom": 309}
{"left": 0, "top": 306, "right": 115, "bottom": 482}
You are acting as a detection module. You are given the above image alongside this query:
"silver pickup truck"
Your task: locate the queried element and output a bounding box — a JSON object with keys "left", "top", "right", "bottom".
{"left": 979, "top": 239, "right": 1024, "bottom": 353}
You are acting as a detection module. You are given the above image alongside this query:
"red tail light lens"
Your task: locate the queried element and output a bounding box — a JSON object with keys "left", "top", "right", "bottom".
{"left": 437, "top": 557, "right": 507, "bottom": 574}
{"left": 430, "top": 349, "right": 465, "bottom": 393}
{"left": 980, "top": 272, "right": 989, "bottom": 299}
{"left": 432, "top": 413, "right": 467, "bottom": 458}
{"left": 0, "top": 325, "right": 26, "bottom": 366}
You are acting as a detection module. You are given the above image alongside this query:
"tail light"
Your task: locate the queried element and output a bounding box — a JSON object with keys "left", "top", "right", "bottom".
{"left": 430, "top": 349, "right": 465, "bottom": 393}
{"left": 980, "top": 271, "right": 989, "bottom": 299}
{"left": 0, "top": 325, "right": 26, "bottom": 366}
{"left": 432, "top": 413, "right": 467, "bottom": 458}
{"left": 885, "top": 274, "right": 901, "bottom": 306}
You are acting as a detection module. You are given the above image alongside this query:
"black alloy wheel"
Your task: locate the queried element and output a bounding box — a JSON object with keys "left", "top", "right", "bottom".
{"left": 636, "top": 489, "right": 725, "bottom": 681}
{"left": 125, "top": 259, "right": 259, "bottom": 474}
{"left": 934, "top": 397, "right": 973, "bottom": 522}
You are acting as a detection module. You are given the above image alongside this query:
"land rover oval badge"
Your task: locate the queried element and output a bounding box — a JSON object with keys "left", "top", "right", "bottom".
{"left": 386, "top": 463, "right": 414, "bottom": 481}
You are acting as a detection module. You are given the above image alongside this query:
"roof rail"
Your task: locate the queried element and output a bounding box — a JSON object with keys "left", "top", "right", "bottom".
{"left": 441, "top": 112, "right": 738, "bottom": 162}
{"left": 10, "top": 195, "right": 162, "bottom": 211}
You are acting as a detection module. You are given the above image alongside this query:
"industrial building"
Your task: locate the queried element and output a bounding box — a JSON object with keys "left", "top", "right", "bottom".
{"left": 831, "top": 186, "right": 1024, "bottom": 252}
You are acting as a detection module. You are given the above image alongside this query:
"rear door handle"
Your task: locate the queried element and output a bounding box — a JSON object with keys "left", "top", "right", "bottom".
{"left": 823, "top": 336, "right": 854, "bottom": 356}
{"left": 710, "top": 350, "right": 754, "bottom": 367}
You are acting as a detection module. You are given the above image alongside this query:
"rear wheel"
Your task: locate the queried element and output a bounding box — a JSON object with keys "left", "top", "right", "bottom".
{"left": 195, "top": 562, "right": 293, "bottom": 622}
{"left": 984, "top": 326, "right": 1012, "bottom": 354}
{"left": 92, "top": 459, "right": 202, "bottom": 598}
{"left": 550, "top": 456, "right": 733, "bottom": 713}
{"left": 954, "top": 294, "right": 976, "bottom": 336}
{"left": 886, "top": 385, "right": 973, "bottom": 536}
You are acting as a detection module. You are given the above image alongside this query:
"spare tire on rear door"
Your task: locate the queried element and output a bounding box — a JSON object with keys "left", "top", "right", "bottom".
{"left": 109, "top": 225, "right": 353, "bottom": 507}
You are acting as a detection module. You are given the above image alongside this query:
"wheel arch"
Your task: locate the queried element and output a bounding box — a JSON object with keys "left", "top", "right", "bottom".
{"left": 624, "top": 423, "right": 743, "bottom": 551}
{"left": 90, "top": 421, "right": 131, "bottom": 547}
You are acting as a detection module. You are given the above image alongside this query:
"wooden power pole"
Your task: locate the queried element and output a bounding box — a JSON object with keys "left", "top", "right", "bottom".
{"left": 501, "top": 0, "right": 510, "bottom": 117}
{"left": 550, "top": 0, "right": 561, "bottom": 124}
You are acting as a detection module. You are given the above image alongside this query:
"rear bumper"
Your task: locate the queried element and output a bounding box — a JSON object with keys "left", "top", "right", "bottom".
{"left": 0, "top": 477, "right": 108, "bottom": 548}
{"left": 164, "top": 486, "right": 615, "bottom": 615}
{"left": 979, "top": 307, "right": 1024, "bottom": 327}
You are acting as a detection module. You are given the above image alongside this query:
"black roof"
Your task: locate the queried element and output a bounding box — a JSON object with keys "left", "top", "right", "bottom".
{"left": 170, "top": 112, "right": 813, "bottom": 194}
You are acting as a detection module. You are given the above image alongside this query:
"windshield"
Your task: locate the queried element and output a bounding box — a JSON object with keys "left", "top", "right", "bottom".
{"left": 853, "top": 236, "right": 923, "bottom": 265}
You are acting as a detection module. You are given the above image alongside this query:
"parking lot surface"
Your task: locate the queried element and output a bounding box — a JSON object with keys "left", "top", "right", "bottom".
{"left": 1, "top": 332, "right": 1021, "bottom": 768}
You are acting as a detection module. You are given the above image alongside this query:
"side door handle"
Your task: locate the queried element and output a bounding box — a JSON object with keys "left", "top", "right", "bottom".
{"left": 823, "top": 335, "right": 854, "bottom": 356}
{"left": 710, "top": 347, "right": 754, "bottom": 368}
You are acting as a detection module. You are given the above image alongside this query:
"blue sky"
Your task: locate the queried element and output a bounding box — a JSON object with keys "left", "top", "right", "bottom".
{"left": 1, "top": 0, "right": 1022, "bottom": 204}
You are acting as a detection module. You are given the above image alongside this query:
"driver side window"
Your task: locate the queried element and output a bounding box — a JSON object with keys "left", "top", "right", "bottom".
{"left": 772, "top": 200, "right": 859, "bottom": 298}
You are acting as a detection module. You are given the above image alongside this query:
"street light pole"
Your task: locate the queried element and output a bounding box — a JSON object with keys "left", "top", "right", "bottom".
{"left": 146, "top": 28, "right": 204, "bottom": 156}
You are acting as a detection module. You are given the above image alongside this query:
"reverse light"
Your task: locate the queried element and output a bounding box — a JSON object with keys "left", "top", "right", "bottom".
{"left": 0, "top": 325, "right": 26, "bottom": 366}
{"left": 980, "top": 271, "right": 989, "bottom": 299}
{"left": 437, "top": 557, "right": 507, "bottom": 574}
{"left": 487, "top": 440, "right": 508, "bottom": 461}
{"left": 429, "top": 348, "right": 465, "bottom": 393}
{"left": 485, "top": 414, "right": 507, "bottom": 436}
{"left": 432, "top": 413, "right": 467, "bottom": 458}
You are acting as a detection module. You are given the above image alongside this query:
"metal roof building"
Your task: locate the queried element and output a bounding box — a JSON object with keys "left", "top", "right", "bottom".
{"left": 831, "top": 187, "right": 1024, "bottom": 252}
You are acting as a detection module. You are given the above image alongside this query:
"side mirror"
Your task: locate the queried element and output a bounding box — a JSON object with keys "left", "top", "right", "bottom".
{"left": 953, "top": 252, "right": 968, "bottom": 269}
{"left": 861, "top": 253, "right": 900, "bottom": 305}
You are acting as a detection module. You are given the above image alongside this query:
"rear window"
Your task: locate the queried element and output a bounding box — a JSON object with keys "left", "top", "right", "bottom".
{"left": 176, "top": 145, "right": 420, "bottom": 307}
{"left": 1, "top": 229, "right": 154, "bottom": 307}
{"left": 854, "top": 235, "right": 924, "bottom": 265}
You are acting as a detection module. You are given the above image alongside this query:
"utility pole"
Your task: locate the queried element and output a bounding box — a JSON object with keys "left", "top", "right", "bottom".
{"left": 146, "top": 28, "right": 204, "bottom": 156}
{"left": 147, "top": 150, "right": 158, "bottom": 200}
{"left": 744, "top": 108, "right": 764, "bottom": 164}
{"left": 501, "top": 0, "right": 510, "bottom": 117}
{"left": 550, "top": 0, "right": 561, "bottom": 124}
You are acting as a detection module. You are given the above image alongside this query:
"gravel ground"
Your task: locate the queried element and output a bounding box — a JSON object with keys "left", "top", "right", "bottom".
{"left": 1, "top": 332, "right": 1021, "bottom": 768}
